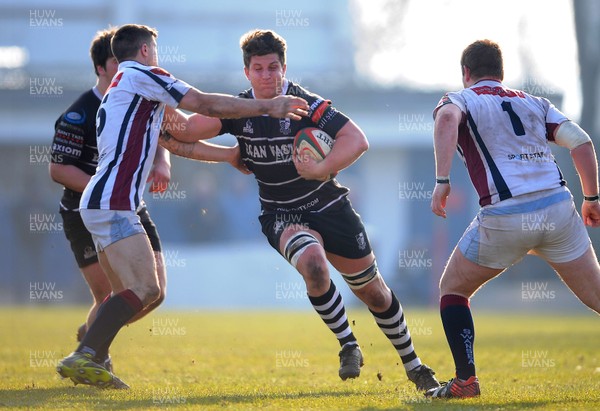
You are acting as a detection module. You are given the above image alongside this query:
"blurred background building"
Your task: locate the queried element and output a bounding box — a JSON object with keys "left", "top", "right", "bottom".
{"left": 1, "top": 0, "right": 598, "bottom": 312}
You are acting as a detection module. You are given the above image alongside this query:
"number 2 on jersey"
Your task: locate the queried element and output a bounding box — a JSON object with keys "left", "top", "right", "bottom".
{"left": 501, "top": 101, "right": 525, "bottom": 136}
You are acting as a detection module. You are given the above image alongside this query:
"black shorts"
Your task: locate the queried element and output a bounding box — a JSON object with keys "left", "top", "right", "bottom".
{"left": 259, "top": 198, "right": 372, "bottom": 260}
{"left": 60, "top": 206, "right": 162, "bottom": 268}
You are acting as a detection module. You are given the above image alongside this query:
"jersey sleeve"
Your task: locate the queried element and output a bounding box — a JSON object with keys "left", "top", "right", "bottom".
{"left": 433, "top": 91, "right": 466, "bottom": 119}
{"left": 51, "top": 111, "right": 86, "bottom": 165}
{"left": 129, "top": 66, "right": 192, "bottom": 108}
{"left": 541, "top": 97, "right": 569, "bottom": 142}
{"left": 304, "top": 92, "right": 349, "bottom": 138}
{"left": 219, "top": 118, "right": 233, "bottom": 135}
{"left": 219, "top": 91, "right": 252, "bottom": 135}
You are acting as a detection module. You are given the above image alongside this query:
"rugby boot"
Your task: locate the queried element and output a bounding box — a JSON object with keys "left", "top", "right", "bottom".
{"left": 57, "top": 351, "right": 127, "bottom": 389}
{"left": 407, "top": 363, "right": 441, "bottom": 391}
{"left": 425, "top": 375, "right": 480, "bottom": 398}
{"left": 338, "top": 343, "right": 364, "bottom": 380}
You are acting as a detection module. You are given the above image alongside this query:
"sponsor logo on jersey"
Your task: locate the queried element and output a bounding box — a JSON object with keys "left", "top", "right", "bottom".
{"left": 308, "top": 98, "right": 323, "bottom": 113}
{"left": 471, "top": 86, "right": 525, "bottom": 98}
{"left": 64, "top": 110, "right": 86, "bottom": 125}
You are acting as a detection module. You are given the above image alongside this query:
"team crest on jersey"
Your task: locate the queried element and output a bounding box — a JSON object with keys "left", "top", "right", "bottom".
{"left": 243, "top": 119, "right": 254, "bottom": 134}
{"left": 279, "top": 118, "right": 291, "bottom": 135}
{"left": 274, "top": 220, "right": 285, "bottom": 235}
{"left": 355, "top": 232, "right": 367, "bottom": 251}
{"left": 83, "top": 246, "right": 97, "bottom": 260}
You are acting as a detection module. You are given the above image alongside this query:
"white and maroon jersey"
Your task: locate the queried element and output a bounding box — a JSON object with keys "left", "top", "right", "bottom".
{"left": 433, "top": 80, "right": 569, "bottom": 206}
{"left": 80, "top": 60, "right": 191, "bottom": 211}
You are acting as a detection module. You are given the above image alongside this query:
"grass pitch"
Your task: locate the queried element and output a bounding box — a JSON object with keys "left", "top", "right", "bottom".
{"left": 0, "top": 307, "right": 598, "bottom": 410}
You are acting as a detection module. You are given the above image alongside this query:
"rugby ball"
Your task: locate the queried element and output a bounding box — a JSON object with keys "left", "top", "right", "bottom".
{"left": 294, "top": 127, "right": 334, "bottom": 161}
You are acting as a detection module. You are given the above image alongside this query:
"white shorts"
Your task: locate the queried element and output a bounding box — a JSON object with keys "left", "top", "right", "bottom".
{"left": 458, "top": 187, "right": 590, "bottom": 269}
{"left": 80, "top": 209, "right": 145, "bottom": 252}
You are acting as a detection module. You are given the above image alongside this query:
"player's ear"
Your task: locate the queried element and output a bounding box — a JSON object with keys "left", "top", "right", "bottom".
{"left": 461, "top": 65, "right": 471, "bottom": 86}
{"left": 96, "top": 64, "right": 106, "bottom": 76}
{"left": 243, "top": 66, "right": 250, "bottom": 81}
{"left": 282, "top": 63, "right": 287, "bottom": 76}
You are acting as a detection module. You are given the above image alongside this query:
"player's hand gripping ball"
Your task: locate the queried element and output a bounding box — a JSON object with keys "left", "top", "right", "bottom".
{"left": 293, "top": 127, "right": 337, "bottom": 180}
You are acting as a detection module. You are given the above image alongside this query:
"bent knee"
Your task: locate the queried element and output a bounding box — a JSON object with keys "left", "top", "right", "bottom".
{"left": 152, "top": 289, "right": 166, "bottom": 307}
{"left": 353, "top": 278, "right": 390, "bottom": 310}
{"left": 439, "top": 273, "right": 473, "bottom": 297}
{"left": 135, "top": 282, "right": 161, "bottom": 306}
{"left": 299, "top": 250, "right": 329, "bottom": 288}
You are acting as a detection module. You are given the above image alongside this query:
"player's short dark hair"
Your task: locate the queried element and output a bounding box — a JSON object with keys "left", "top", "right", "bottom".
{"left": 90, "top": 27, "right": 117, "bottom": 76}
{"left": 461, "top": 39, "right": 504, "bottom": 81}
{"left": 240, "top": 29, "right": 286, "bottom": 68}
{"left": 111, "top": 24, "right": 158, "bottom": 63}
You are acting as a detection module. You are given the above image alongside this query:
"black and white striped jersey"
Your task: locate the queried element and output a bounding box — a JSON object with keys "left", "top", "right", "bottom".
{"left": 220, "top": 80, "right": 351, "bottom": 213}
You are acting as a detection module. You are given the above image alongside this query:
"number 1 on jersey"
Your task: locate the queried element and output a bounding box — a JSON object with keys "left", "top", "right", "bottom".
{"left": 501, "top": 101, "right": 525, "bottom": 136}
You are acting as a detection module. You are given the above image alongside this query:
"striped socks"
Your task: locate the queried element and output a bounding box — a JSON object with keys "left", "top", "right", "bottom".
{"left": 308, "top": 280, "right": 357, "bottom": 347}
{"left": 370, "top": 291, "right": 422, "bottom": 371}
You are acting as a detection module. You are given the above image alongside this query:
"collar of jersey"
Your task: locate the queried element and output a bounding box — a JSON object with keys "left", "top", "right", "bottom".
{"left": 117, "top": 60, "right": 147, "bottom": 70}
{"left": 472, "top": 79, "right": 502, "bottom": 87}
{"left": 92, "top": 85, "right": 102, "bottom": 101}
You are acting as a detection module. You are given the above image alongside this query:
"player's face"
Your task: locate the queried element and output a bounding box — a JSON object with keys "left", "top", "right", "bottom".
{"left": 104, "top": 56, "right": 118, "bottom": 80}
{"left": 244, "top": 53, "right": 286, "bottom": 99}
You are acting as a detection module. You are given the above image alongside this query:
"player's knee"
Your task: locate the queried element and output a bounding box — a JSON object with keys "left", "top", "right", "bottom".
{"left": 153, "top": 287, "right": 166, "bottom": 307}
{"left": 347, "top": 268, "right": 389, "bottom": 309}
{"left": 159, "top": 283, "right": 167, "bottom": 302}
{"left": 137, "top": 282, "right": 161, "bottom": 306}
{"left": 439, "top": 268, "right": 466, "bottom": 296}
{"left": 301, "top": 251, "right": 330, "bottom": 289}
{"left": 283, "top": 231, "right": 321, "bottom": 268}
{"left": 439, "top": 277, "right": 460, "bottom": 296}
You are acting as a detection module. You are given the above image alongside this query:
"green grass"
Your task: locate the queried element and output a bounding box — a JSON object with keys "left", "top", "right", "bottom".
{"left": 0, "top": 307, "right": 598, "bottom": 410}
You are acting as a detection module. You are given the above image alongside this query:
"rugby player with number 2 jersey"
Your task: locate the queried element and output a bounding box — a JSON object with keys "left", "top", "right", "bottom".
{"left": 56, "top": 24, "right": 308, "bottom": 389}
{"left": 50, "top": 27, "right": 169, "bottom": 375}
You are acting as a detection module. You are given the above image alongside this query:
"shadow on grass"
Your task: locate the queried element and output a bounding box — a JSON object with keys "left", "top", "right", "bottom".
{"left": 0, "top": 386, "right": 361, "bottom": 409}
{"left": 0, "top": 386, "right": 594, "bottom": 410}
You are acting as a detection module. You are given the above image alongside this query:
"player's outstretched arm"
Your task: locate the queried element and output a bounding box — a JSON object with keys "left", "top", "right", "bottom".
{"left": 162, "top": 107, "right": 222, "bottom": 143}
{"left": 159, "top": 131, "right": 250, "bottom": 174}
{"left": 178, "top": 88, "right": 308, "bottom": 120}
{"left": 431, "top": 103, "right": 461, "bottom": 218}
